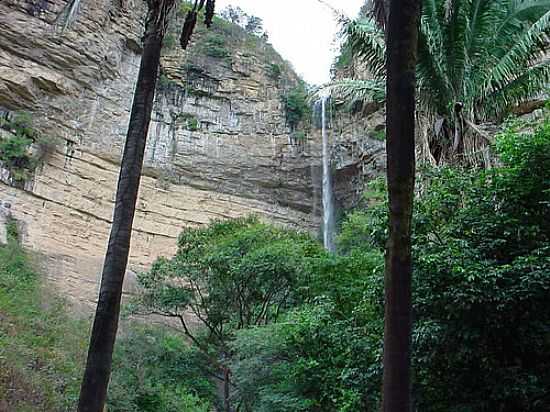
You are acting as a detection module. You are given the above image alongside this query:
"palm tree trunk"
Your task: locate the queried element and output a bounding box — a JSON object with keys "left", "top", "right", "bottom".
{"left": 77, "top": 6, "right": 166, "bottom": 412}
{"left": 382, "top": 0, "right": 421, "bottom": 411}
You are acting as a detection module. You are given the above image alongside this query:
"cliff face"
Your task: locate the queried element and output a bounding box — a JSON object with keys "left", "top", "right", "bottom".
{"left": 0, "top": 0, "right": 322, "bottom": 306}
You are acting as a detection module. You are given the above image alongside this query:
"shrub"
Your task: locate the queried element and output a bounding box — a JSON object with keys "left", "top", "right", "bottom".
{"left": 0, "top": 134, "right": 35, "bottom": 182}
{"left": 179, "top": 113, "right": 200, "bottom": 131}
{"left": 0, "top": 234, "right": 89, "bottom": 411}
{"left": 0, "top": 236, "right": 214, "bottom": 411}
{"left": 283, "top": 85, "right": 310, "bottom": 131}
{"left": 268, "top": 63, "right": 282, "bottom": 81}
{"left": 0, "top": 112, "right": 61, "bottom": 184}
{"left": 108, "top": 326, "right": 215, "bottom": 412}
{"left": 370, "top": 129, "right": 385, "bottom": 141}
{"left": 203, "top": 33, "right": 229, "bottom": 58}
{"left": 339, "top": 116, "right": 550, "bottom": 412}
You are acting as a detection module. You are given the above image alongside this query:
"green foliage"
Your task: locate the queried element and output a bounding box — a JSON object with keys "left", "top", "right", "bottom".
{"left": 0, "top": 235, "right": 213, "bottom": 411}
{"left": 123, "top": 117, "right": 550, "bottom": 412}
{"left": 0, "top": 112, "right": 61, "bottom": 184}
{"left": 0, "top": 238, "right": 88, "bottom": 411}
{"left": 5, "top": 218, "right": 19, "bottom": 242}
{"left": 108, "top": 327, "right": 215, "bottom": 412}
{"left": 179, "top": 113, "right": 200, "bottom": 131}
{"left": 2, "top": 112, "right": 36, "bottom": 138}
{"left": 370, "top": 128, "right": 385, "bottom": 141}
{"left": 202, "top": 33, "right": 229, "bottom": 58}
{"left": 326, "top": 0, "right": 550, "bottom": 160}
{"left": 137, "top": 217, "right": 325, "bottom": 347}
{"left": 231, "top": 252, "right": 385, "bottom": 412}
{"left": 333, "top": 42, "right": 353, "bottom": 70}
{"left": 268, "top": 63, "right": 282, "bottom": 80}
{"left": 284, "top": 85, "right": 311, "bottom": 130}
{"left": 0, "top": 134, "right": 34, "bottom": 182}
{"left": 340, "top": 118, "right": 550, "bottom": 411}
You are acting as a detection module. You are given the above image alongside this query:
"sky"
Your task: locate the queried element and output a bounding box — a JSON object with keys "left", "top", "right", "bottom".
{"left": 215, "top": 0, "right": 365, "bottom": 85}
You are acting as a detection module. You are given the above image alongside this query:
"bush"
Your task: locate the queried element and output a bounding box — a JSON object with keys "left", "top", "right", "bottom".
{"left": 0, "top": 232, "right": 88, "bottom": 411}
{"left": 0, "top": 112, "right": 61, "bottom": 184}
{"left": 229, "top": 115, "right": 550, "bottom": 412}
{"left": 179, "top": 113, "right": 200, "bottom": 131}
{"left": 268, "top": 63, "right": 282, "bottom": 81}
{"left": 339, "top": 116, "right": 550, "bottom": 412}
{"left": 203, "top": 33, "right": 229, "bottom": 58}
{"left": 0, "top": 223, "right": 214, "bottom": 411}
{"left": 231, "top": 251, "right": 385, "bottom": 412}
{"left": 108, "top": 327, "right": 215, "bottom": 412}
{"left": 0, "top": 133, "right": 35, "bottom": 183}
{"left": 283, "top": 85, "right": 310, "bottom": 131}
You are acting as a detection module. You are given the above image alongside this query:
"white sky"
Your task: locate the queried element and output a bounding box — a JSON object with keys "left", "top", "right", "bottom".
{"left": 215, "top": 0, "right": 365, "bottom": 85}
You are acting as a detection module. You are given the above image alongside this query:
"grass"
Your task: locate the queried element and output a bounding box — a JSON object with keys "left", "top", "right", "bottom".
{"left": 0, "top": 235, "right": 88, "bottom": 411}
{"left": 0, "top": 230, "right": 215, "bottom": 411}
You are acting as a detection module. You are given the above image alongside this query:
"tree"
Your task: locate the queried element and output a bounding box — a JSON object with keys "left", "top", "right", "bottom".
{"left": 77, "top": 1, "right": 216, "bottom": 411}
{"left": 323, "top": 0, "right": 550, "bottom": 164}
{"left": 245, "top": 15, "right": 264, "bottom": 36}
{"left": 338, "top": 114, "right": 550, "bottom": 411}
{"left": 220, "top": 5, "right": 247, "bottom": 26}
{"left": 135, "top": 217, "right": 324, "bottom": 411}
{"left": 382, "top": 0, "right": 420, "bottom": 411}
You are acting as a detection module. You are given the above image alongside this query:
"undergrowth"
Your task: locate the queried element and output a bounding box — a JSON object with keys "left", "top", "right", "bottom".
{"left": 0, "top": 228, "right": 214, "bottom": 411}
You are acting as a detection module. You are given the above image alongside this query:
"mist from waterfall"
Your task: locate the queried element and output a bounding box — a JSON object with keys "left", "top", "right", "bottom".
{"left": 316, "top": 93, "right": 335, "bottom": 252}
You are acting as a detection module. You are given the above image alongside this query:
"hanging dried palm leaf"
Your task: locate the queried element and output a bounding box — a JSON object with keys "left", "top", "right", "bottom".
{"left": 205, "top": 0, "right": 215, "bottom": 28}
{"left": 180, "top": 10, "right": 198, "bottom": 49}
{"left": 180, "top": 0, "right": 215, "bottom": 49}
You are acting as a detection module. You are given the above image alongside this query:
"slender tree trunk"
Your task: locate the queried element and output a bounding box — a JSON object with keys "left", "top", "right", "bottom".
{"left": 382, "top": 0, "right": 420, "bottom": 411}
{"left": 77, "top": 5, "right": 168, "bottom": 411}
{"left": 223, "top": 366, "right": 231, "bottom": 412}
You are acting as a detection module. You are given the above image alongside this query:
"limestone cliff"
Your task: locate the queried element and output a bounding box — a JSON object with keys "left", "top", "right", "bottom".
{"left": 0, "top": 0, "right": 322, "bottom": 306}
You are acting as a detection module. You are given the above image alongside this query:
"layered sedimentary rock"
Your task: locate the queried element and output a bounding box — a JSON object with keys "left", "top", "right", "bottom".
{"left": 0, "top": 0, "right": 386, "bottom": 307}
{"left": 0, "top": 0, "right": 322, "bottom": 306}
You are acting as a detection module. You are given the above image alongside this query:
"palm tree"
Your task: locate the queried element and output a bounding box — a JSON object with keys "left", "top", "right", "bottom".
{"left": 381, "top": 0, "right": 420, "bottom": 410}
{"left": 323, "top": 0, "right": 550, "bottom": 164}
{"left": 77, "top": 1, "right": 215, "bottom": 411}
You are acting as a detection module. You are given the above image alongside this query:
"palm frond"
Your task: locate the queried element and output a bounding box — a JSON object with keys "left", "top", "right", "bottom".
{"left": 485, "top": 9, "right": 550, "bottom": 94}
{"left": 311, "top": 79, "right": 386, "bottom": 112}
{"left": 442, "top": 0, "right": 469, "bottom": 95}
{"left": 346, "top": 18, "right": 386, "bottom": 78}
{"left": 497, "top": 0, "right": 550, "bottom": 34}
{"left": 482, "top": 60, "right": 550, "bottom": 118}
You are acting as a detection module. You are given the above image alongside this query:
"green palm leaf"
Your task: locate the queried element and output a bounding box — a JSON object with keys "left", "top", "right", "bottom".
{"left": 345, "top": 18, "right": 386, "bottom": 78}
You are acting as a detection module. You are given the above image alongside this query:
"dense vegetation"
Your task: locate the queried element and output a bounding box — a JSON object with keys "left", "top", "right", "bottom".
{"left": 130, "top": 115, "right": 550, "bottom": 411}
{"left": 0, "top": 227, "right": 215, "bottom": 411}
{"left": 2, "top": 108, "right": 548, "bottom": 412}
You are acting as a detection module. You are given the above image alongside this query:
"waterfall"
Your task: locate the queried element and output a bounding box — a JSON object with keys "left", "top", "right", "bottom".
{"left": 319, "top": 93, "right": 335, "bottom": 252}
{"left": 59, "top": 0, "right": 83, "bottom": 32}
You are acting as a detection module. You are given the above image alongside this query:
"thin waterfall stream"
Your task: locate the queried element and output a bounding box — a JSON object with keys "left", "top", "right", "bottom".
{"left": 319, "top": 93, "right": 335, "bottom": 252}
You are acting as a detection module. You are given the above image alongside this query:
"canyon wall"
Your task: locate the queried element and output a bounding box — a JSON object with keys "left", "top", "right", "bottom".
{"left": 0, "top": 0, "right": 323, "bottom": 306}
{"left": 0, "top": 0, "right": 385, "bottom": 307}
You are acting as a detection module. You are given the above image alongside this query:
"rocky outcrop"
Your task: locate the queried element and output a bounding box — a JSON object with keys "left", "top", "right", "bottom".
{"left": 0, "top": 0, "right": 322, "bottom": 306}
{"left": 0, "top": 0, "right": 387, "bottom": 308}
{"left": 326, "top": 108, "right": 387, "bottom": 210}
